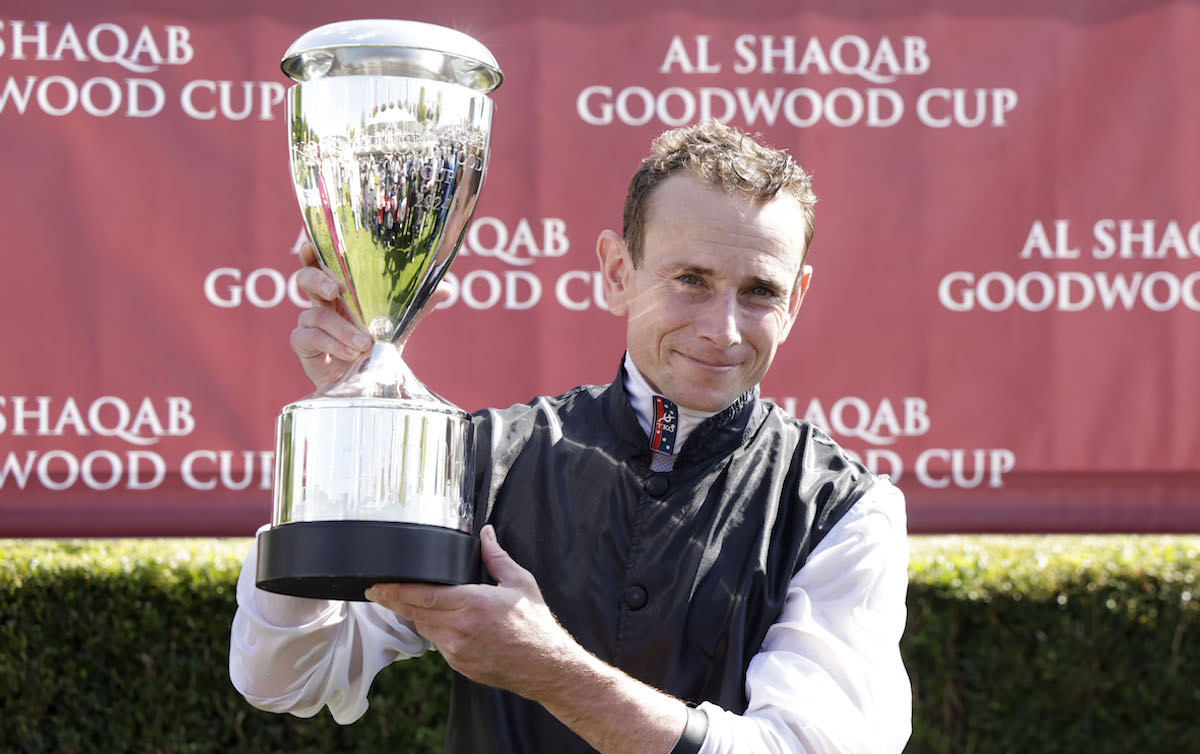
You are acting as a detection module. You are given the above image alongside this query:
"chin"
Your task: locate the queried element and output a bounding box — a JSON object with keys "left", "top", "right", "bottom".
{"left": 677, "top": 389, "right": 741, "bottom": 413}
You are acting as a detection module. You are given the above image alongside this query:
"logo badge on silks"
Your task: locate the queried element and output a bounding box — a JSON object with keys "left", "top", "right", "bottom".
{"left": 650, "top": 395, "right": 678, "bottom": 454}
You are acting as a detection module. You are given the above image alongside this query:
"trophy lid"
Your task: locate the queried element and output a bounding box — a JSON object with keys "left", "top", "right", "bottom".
{"left": 282, "top": 19, "right": 503, "bottom": 92}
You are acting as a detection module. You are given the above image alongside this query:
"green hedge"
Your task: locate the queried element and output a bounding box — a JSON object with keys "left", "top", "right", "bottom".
{"left": 904, "top": 536, "right": 1200, "bottom": 753}
{"left": 1, "top": 536, "right": 1197, "bottom": 753}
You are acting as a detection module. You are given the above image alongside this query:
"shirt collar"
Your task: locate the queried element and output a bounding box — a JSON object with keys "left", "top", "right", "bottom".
{"left": 602, "top": 362, "right": 766, "bottom": 467}
{"left": 623, "top": 354, "right": 718, "bottom": 456}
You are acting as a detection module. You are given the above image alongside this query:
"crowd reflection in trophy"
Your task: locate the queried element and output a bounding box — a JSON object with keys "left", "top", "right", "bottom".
{"left": 353, "top": 128, "right": 486, "bottom": 253}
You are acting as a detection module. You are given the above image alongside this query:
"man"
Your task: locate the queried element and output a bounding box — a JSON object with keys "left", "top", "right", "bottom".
{"left": 230, "top": 122, "right": 911, "bottom": 753}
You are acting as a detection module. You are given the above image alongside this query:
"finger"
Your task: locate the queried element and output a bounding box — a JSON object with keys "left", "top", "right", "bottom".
{"left": 396, "top": 281, "right": 453, "bottom": 349}
{"left": 295, "top": 265, "right": 343, "bottom": 304}
{"left": 297, "top": 307, "right": 371, "bottom": 352}
{"left": 298, "top": 240, "right": 320, "bottom": 267}
{"left": 366, "top": 583, "right": 471, "bottom": 613}
{"left": 480, "top": 525, "right": 530, "bottom": 587}
{"left": 429, "top": 280, "right": 453, "bottom": 309}
{"left": 364, "top": 584, "right": 406, "bottom": 615}
{"left": 291, "top": 324, "right": 362, "bottom": 364}
{"left": 367, "top": 591, "right": 422, "bottom": 624}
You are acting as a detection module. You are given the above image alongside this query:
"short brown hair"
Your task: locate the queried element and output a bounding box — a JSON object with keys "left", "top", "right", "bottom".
{"left": 621, "top": 121, "right": 816, "bottom": 268}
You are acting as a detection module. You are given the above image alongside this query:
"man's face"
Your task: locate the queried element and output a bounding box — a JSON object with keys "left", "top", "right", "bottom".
{"left": 598, "top": 174, "right": 812, "bottom": 412}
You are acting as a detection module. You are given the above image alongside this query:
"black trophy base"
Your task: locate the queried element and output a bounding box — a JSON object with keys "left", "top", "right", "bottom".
{"left": 256, "top": 521, "right": 481, "bottom": 601}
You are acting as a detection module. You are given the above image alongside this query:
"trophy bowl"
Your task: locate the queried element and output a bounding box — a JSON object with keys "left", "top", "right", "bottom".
{"left": 256, "top": 20, "right": 503, "bottom": 601}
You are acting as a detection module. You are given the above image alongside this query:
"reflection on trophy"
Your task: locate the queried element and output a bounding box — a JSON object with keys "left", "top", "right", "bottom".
{"left": 256, "top": 20, "right": 503, "bottom": 601}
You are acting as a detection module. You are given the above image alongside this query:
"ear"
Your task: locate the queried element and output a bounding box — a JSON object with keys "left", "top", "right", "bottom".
{"left": 779, "top": 265, "right": 813, "bottom": 342}
{"left": 596, "top": 230, "right": 632, "bottom": 317}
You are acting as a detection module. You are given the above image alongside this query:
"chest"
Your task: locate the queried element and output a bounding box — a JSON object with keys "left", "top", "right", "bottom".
{"left": 482, "top": 425, "right": 816, "bottom": 706}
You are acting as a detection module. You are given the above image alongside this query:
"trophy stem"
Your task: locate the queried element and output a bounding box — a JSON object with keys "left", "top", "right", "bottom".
{"left": 319, "top": 341, "right": 439, "bottom": 402}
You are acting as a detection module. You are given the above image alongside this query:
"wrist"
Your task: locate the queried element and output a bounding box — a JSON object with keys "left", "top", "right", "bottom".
{"left": 527, "top": 627, "right": 610, "bottom": 703}
{"left": 668, "top": 705, "right": 708, "bottom": 754}
{"left": 534, "top": 643, "right": 689, "bottom": 754}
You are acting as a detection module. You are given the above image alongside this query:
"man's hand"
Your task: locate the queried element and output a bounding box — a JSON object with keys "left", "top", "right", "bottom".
{"left": 290, "top": 241, "right": 452, "bottom": 390}
{"left": 364, "top": 525, "right": 577, "bottom": 700}
{"left": 291, "top": 242, "right": 371, "bottom": 390}
{"left": 364, "top": 526, "right": 688, "bottom": 754}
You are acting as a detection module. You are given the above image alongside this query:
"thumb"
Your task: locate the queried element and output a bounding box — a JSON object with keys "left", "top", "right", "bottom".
{"left": 396, "top": 281, "right": 452, "bottom": 351}
{"left": 480, "top": 524, "right": 526, "bottom": 586}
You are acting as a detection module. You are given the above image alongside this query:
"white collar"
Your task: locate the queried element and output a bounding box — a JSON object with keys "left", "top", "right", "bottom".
{"left": 623, "top": 353, "right": 719, "bottom": 456}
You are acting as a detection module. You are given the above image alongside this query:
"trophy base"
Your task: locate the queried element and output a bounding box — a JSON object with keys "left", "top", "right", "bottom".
{"left": 256, "top": 521, "right": 481, "bottom": 601}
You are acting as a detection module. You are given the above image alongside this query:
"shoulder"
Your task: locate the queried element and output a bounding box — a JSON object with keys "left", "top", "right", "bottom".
{"left": 836, "top": 475, "right": 907, "bottom": 534}
{"left": 757, "top": 399, "right": 869, "bottom": 473}
{"left": 754, "top": 399, "right": 899, "bottom": 538}
{"left": 470, "top": 382, "right": 609, "bottom": 443}
{"left": 472, "top": 382, "right": 607, "bottom": 423}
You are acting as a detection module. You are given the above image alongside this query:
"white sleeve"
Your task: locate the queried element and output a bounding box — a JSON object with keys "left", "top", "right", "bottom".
{"left": 228, "top": 526, "right": 434, "bottom": 724}
{"left": 696, "top": 480, "right": 912, "bottom": 753}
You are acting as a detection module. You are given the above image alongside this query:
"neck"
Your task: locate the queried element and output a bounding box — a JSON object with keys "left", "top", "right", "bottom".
{"left": 622, "top": 354, "right": 719, "bottom": 455}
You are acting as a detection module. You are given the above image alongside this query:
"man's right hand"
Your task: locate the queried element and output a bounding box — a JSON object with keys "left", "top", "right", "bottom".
{"left": 290, "top": 241, "right": 453, "bottom": 391}
{"left": 290, "top": 241, "right": 373, "bottom": 390}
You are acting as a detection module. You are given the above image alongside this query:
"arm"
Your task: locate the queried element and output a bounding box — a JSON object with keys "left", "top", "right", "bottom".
{"left": 228, "top": 528, "right": 433, "bottom": 724}
{"left": 365, "top": 525, "right": 690, "bottom": 753}
{"left": 365, "top": 484, "right": 910, "bottom": 753}
{"left": 697, "top": 481, "right": 912, "bottom": 753}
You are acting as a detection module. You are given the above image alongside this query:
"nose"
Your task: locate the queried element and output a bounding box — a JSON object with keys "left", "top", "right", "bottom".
{"left": 694, "top": 292, "right": 740, "bottom": 349}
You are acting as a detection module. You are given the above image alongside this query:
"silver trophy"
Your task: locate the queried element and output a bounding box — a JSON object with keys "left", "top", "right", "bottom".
{"left": 257, "top": 20, "right": 503, "bottom": 600}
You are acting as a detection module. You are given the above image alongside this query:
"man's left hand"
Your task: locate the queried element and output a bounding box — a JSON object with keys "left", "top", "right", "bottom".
{"left": 364, "top": 524, "right": 576, "bottom": 701}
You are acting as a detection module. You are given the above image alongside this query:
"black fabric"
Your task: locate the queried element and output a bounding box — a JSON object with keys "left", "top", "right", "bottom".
{"left": 444, "top": 365, "right": 876, "bottom": 754}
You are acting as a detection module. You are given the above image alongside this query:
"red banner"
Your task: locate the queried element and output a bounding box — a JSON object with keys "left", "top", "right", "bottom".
{"left": 2, "top": 1, "right": 1199, "bottom": 535}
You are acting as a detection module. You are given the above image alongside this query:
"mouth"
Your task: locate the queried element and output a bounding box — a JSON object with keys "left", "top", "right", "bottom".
{"left": 677, "top": 352, "right": 740, "bottom": 371}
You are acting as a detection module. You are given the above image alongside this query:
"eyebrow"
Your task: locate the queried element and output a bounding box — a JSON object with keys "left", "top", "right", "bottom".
{"left": 748, "top": 275, "right": 785, "bottom": 292}
{"left": 667, "top": 264, "right": 715, "bottom": 278}
{"left": 663, "top": 264, "right": 788, "bottom": 292}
